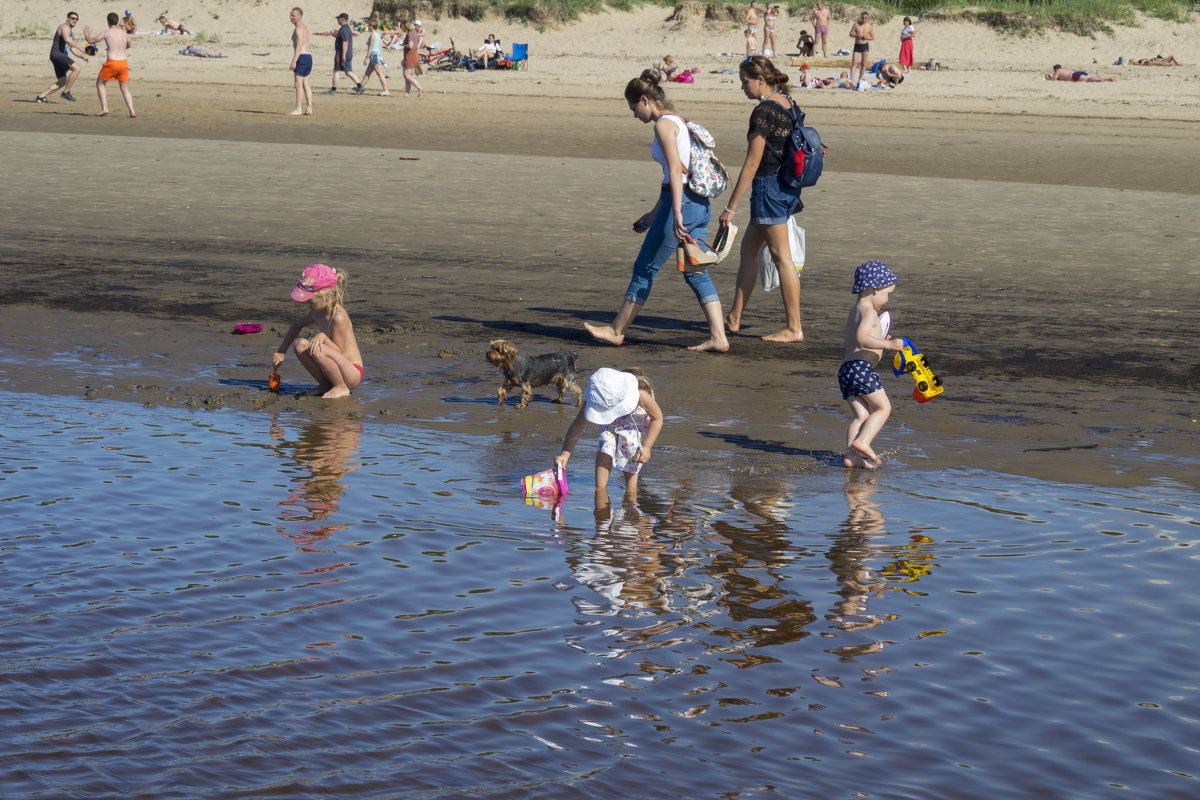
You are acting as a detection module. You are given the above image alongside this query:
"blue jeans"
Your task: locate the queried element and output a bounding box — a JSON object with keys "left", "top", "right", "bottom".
{"left": 625, "top": 189, "right": 720, "bottom": 307}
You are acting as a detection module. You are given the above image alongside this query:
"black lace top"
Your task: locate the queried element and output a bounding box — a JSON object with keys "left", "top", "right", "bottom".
{"left": 749, "top": 97, "right": 795, "bottom": 176}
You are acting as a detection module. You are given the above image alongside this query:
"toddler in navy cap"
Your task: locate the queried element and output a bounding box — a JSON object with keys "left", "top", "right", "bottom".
{"left": 839, "top": 261, "right": 906, "bottom": 468}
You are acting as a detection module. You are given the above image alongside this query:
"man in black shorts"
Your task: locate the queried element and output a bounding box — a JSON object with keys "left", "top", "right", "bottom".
{"left": 36, "top": 11, "right": 89, "bottom": 102}
{"left": 849, "top": 11, "right": 874, "bottom": 87}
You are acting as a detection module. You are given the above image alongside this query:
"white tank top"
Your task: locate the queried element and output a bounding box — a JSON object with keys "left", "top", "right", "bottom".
{"left": 650, "top": 114, "right": 691, "bottom": 185}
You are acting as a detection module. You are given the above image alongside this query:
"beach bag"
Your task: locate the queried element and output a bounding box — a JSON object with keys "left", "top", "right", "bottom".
{"left": 683, "top": 120, "right": 729, "bottom": 199}
{"left": 764, "top": 101, "right": 825, "bottom": 190}
{"left": 758, "top": 217, "right": 806, "bottom": 291}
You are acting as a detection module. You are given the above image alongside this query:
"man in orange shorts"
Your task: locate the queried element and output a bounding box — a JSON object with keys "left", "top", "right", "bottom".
{"left": 84, "top": 12, "right": 135, "bottom": 117}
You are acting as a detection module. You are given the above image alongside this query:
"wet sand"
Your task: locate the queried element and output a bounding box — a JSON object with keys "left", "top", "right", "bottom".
{"left": 3, "top": 47, "right": 1198, "bottom": 489}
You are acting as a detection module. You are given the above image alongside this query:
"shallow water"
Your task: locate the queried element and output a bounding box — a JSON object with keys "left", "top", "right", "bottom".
{"left": 2, "top": 393, "right": 1198, "bottom": 800}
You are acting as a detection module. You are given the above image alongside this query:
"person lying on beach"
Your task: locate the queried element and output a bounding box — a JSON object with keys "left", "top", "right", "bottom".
{"left": 812, "top": 71, "right": 854, "bottom": 89}
{"left": 158, "top": 16, "right": 191, "bottom": 35}
{"left": 1046, "top": 65, "right": 1116, "bottom": 82}
{"left": 180, "top": 45, "right": 223, "bottom": 57}
{"left": 1131, "top": 55, "right": 1189, "bottom": 66}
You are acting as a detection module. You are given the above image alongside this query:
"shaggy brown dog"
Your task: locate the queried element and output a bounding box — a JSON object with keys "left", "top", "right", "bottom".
{"left": 485, "top": 339, "right": 583, "bottom": 409}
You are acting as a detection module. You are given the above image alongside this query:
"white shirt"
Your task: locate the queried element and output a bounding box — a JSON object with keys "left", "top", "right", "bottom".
{"left": 650, "top": 114, "right": 691, "bottom": 184}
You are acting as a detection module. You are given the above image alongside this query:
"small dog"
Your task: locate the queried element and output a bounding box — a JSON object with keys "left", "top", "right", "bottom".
{"left": 485, "top": 339, "right": 583, "bottom": 410}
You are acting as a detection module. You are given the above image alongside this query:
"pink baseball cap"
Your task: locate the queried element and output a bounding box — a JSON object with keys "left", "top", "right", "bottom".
{"left": 291, "top": 264, "right": 338, "bottom": 301}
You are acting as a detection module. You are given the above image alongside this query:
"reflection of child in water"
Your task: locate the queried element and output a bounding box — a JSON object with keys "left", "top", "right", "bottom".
{"left": 839, "top": 261, "right": 906, "bottom": 469}
{"left": 273, "top": 264, "right": 364, "bottom": 399}
{"left": 556, "top": 367, "right": 663, "bottom": 504}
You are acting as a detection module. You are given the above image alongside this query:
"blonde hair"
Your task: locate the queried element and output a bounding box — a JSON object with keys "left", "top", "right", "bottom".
{"left": 309, "top": 269, "right": 348, "bottom": 309}
{"left": 626, "top": 366, "right": 654, "bottom": 395}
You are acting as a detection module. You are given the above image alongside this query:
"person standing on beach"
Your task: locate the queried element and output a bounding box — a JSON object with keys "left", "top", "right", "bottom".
{"left": 401, "top": 20, "right": 425, "bottom": 98}
{"left": 84, "top": 12, "right": 134, "bottom": 117}
{"left": 360, "top": 19, "right": 389, "bottom": 95}
{"left": 898, "top": 17, "right": 915, "bottom": 74}
{"left": 35, "top": 11, "right": 89, "bottom": 103}
{"left": 120, "top": 9, "right": 136, "bottom": 34}
{"left": 849, "top": 11, "right": 874, "bottom": 86}
{"left": 763, "top": 5, "right": 779, "bottom": 58}
{"left": 584, "top": 70, "right": 729, "bottom": 353}
{"left": 327, "top": 12, "right": 363, "bottom": 94}
{"left": 719, "top": 56, "right": 805, "bottom": 344}
{"left": 839, "top": 261, "right": 905, "bottom": 469}
{"left": 288, "top": 7, "right": 312, "bottom": 115}
{"left": 810, "top": 0, "right": 830, "bottom": 58}
{"left": 744, "top": 1, "right": 759, "bottom": 58}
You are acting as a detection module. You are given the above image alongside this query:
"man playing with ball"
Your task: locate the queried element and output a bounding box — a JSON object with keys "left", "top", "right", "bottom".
{"left": 35, "top": 11, "right": 89, "bottom": 103}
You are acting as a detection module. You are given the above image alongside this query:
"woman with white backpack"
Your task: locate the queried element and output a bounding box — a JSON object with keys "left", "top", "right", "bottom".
{"left": 585, "top": 70, "right": 729, "bottom": 353}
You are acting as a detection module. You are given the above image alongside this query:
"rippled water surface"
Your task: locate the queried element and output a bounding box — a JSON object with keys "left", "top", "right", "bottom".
{"left": 3, "top": 393, "right": 1198, "bottom": 799}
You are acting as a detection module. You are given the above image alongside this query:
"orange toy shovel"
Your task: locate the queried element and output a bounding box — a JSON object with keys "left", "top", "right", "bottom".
{"left": 268, "top": 367, "right": 281, "bottom": 393}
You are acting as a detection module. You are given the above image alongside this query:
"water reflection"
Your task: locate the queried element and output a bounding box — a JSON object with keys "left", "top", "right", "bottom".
{"left": 823, "top": 473, "right": 893, "bottom": 659}
{"left": 271, "top": 415, "right": 363, "bottom": 547}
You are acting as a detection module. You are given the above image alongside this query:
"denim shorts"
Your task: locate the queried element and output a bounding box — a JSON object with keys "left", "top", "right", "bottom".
{"left": 624, "top": 188, "right": 719, "bottom": 307}
{"left": 750, "top": 173, "right": 803, "bottom": 226}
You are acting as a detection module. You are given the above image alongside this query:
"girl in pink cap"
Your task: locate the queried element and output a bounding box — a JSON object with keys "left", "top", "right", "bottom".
{"left": 555, "top": 367, "right": 662, "bottom": 504}
{"left": 273, "top": 264, "right": 363, "bottom": 398}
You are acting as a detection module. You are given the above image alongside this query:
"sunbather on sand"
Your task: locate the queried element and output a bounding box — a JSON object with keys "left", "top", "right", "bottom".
{"left": 1046, "top": 64, "right": 1116, "bottom": 82}
{"left": 1131, "top": 55, "right": 1188, "bottom": 66}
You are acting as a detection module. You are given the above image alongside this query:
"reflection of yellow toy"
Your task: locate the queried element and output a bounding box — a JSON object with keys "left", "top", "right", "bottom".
{"left": 892, "top": 338, "right": 943, "bottom": 403}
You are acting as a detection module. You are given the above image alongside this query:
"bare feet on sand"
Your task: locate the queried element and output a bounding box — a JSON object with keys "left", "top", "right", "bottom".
{"left": 724, "top": 313, "right": 741, "bottom": 333}
{"left": 687, "top": 337, "right": 730, "bottom": 353}
{"left": 322, "top": 386, "right": 351, "bottom": 399}
{"left": 761, "top": 328, "right": 804, "bottom": 343}
{"left": 97, "top": 110, "right": 109, "bottom": 116}
{"left": 584, "top": 322, "right": 624, "bottom": 346}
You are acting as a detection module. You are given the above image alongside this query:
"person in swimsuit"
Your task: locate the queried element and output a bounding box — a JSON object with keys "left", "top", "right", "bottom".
{"left": 158, "top": 16, "right": 191, "bottom": 35}
{"left": 360, "top": 18, "right": 388, "bottom": 95}
{"left": 1046, "top": 64, "right": 1116, "bottom": 82}
{"left": 288, "top": 7, "right": 312, "bottom": 115}
{"left": 849, "top": 12, "right": 874, "bottom": 86}
{"left": 120, "top": 9, "right": 136, "bottom": 34}
{"left": 745, "top": 1, "right": 759, "bottom": 58}
{"left": 1131, "top": 55, "right": 1188, "bottom": 66}
{"left": 811, "top": 0, "right": 831, "bottom": 58}
{"left": 839, "top": 261, "right": 906, "bottom": 469}
{"left": 763, "top": 5, "right": 779, "bottom": 58}
{"left": 796, "top": 29, "right": 815, "bottom": 58}
{"left": 274, "top": 264, "right": 364, "bottom": 399}
{"left": 36, "top": 11, "right": 89, "bottom": 103}
{"left": 84, "top": 12, "right": 134, "bottom": 117}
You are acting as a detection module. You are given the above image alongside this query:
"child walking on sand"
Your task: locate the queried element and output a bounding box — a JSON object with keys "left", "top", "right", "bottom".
{"left": 556, "top": 367, "right": 663, "bottom": 502}
{"left": 840, "top": 261, "right": 905, "bottom": 468}
{"left": 273, "top": 264, "right": 363, "bottom": 399}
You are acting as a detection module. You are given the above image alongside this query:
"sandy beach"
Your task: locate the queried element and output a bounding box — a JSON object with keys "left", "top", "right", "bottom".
{"left": 2, "top": 3, "right": 1198, "bottom": 487}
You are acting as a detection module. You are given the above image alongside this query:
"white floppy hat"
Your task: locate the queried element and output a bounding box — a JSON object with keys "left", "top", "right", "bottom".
{"left": 584, "top": 368, "right": 639, "bottom": 425}
{"left": 413, "top": 18, "right": 423, "bottom": 26}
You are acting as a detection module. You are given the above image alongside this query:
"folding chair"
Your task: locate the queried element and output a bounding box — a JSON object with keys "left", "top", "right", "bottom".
{"left": 507, "top": 43, "right": 529, "bottom": 70}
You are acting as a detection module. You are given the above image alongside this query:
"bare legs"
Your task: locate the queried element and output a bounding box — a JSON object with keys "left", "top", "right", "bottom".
{"left": 844, "top": 390, "right": 891, "bottom": 468}
{"left": 724, "top": 222, "right": 803, "bottom": 342}
{"left": 294, "top": 338, "right": 361, "bottom": 399}
{"left": 290, "top": 73, "right": 312, "bottom": 115}
{"left": 403, "top": 66, "right": 423, "bottom": 97}
{"left": 38, "top": 63, "right": 81, "bottom": 100}
{"left": 586, "top": 298, "right": 729, "bottom": 352}
{"left": 96, "top": 77, "right": 135, "bottom": 117}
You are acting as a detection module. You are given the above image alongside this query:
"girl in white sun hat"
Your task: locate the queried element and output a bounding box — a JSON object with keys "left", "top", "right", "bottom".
{"left": 556, "top": 367, "right": 663, "bottom": 501}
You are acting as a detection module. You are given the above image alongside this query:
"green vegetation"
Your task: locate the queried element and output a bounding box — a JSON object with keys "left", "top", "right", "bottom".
{"left": 194, "top": 30, "right": 222, "bottom": 43}
{"left": 12, "top": 19, "right": 50, "bottom": 38}
{"left": 366, "top": 0, "right": 1193, "bottom": 35}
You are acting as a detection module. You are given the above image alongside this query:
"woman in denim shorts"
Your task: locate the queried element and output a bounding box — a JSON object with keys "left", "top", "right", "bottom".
{"left": 584, "top": 70, "right": 729, "bottom": 353}
{"left": 718, "top": 55, "right": 805, "bottom": 343}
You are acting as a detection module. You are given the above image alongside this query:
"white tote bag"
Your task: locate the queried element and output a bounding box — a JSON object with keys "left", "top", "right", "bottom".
{"left": 758, "top": 217, "right": 806, "bottom": 291}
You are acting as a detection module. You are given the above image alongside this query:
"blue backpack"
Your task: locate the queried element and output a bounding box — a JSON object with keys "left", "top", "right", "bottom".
{"left": 764, "top": 100, "right": 825, "bottom": 190}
